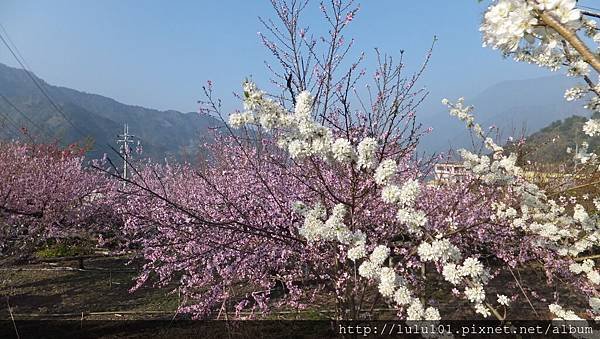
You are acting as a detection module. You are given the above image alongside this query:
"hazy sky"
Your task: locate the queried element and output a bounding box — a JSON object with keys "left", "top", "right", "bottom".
{"left": 0, "top": 0, "right": 597, "bottom": 115}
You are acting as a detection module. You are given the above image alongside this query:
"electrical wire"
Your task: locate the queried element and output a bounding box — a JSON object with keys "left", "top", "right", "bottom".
{"left": 0, "top": 110, "right": 26, "bottom": 140}
{"left": 0, "top": 27, "right": 89, "bottom": 139}
{"left": 0, "top": 93, "right": 54, "bottom": 140}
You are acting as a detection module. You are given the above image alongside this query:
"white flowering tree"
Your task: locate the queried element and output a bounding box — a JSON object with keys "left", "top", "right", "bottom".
{"left": 123, "top": 0, "right": 600, "bottom": 322}
{"left": 217, "top": 0, "right": 600, "bottom": 322}
{"left": 224, "top": 0, "right": 600, "bottom": 321}
{"left": 453, "top": 0, "right": 600, "bottom": 323}
{"left": 204, "top": 0, "right": 509, "bottom": 321}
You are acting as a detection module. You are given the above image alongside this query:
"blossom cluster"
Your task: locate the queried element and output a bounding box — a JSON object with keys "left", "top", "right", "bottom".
{"left": 445, "top": 96, "right": 600, "bottom": 319}
{"left": 357, "top": 244, "right": 441, "bottom": 321}
{"left": 570, "top": 259, "right": 600, "bottom": 285}
{"left": 371, "top": 146, "right": 428, "bottom": 240}
{"left": 481, "top": 0, "right": 600, "bottom": 149}
{"left": 418, "top": 238, "right": 494, "bottom": 317}
{"left": 549, "top": 303, "right": 584, "bottom": 321}
{"left": 230, "top": 82, "right": 380, "bottom": 169}
{"left": 230, "top": 86, "right": 452, "bottom": 319}
{"left": 296, "top": 202, "right": 367, "bottom": 257}
{"left": 583, "top": 119, "right": 600, "bottom": 137}
{"left": 481, "top": 0, "right": 581, "bottom": 57}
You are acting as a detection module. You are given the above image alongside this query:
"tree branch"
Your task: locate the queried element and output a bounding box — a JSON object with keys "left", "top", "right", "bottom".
{"left": 538, "top": 11, "right": 600, "bottom": 74}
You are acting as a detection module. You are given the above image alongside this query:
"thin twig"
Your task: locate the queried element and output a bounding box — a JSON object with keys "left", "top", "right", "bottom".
{"left": 6, "top": 296, "right": 20, "bottom": 339}
{"left": 508, "top": 266, "right": 540, "bottom": 318}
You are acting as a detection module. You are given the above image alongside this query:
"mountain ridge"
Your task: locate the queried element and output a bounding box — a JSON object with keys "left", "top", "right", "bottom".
{"left": 0, "top": 62, "right": 222, "bottom": 161}
{"left": 0, "top": 62, "right": 590, "bottom": 161}
{"left": 418, "top": 74, "right": 589, "bottom": 155}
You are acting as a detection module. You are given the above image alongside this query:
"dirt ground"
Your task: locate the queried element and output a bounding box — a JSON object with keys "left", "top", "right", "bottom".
{"left": 0, "top": 256, "right": 591, "bottom": 321}
{"left": 0, "top": 256, "right": 180, "bottom": 321}
{"left": 0, "top": 256, "right": 596, "bottom": 338}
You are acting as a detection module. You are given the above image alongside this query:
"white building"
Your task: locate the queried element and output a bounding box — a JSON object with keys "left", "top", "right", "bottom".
{"left": 433, "top": 163, "right": 467, "bottom": 183}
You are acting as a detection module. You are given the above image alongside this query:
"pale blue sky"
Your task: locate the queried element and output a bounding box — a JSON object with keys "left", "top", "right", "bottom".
{"left": 0, "top": 0, "right": 596, "bottom": 115}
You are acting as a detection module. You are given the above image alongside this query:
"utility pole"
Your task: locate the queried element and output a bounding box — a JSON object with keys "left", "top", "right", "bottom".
{"left": 117, "top": 123, "right": 135, "bottom": 180}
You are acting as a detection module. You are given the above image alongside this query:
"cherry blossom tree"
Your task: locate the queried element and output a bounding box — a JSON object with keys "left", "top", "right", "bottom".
{"left": 114, "top": 0, "right": 507, "bottom": 321}
{"left": 111, "top": 0, "right": 600, "bottom": 323}
{"left": 0, "top": 141, "right": 120, "bottom": 256}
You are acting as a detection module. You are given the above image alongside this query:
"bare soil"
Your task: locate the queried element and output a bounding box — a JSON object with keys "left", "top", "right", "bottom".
{"left": 0, "top": 256, "right": 179, "bottom": 321}
{"left": 0, "top": 256, "right": 590, "bottom": 321}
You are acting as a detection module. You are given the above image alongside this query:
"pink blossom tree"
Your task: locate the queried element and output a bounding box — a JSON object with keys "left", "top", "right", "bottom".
{"left": 116, "top": 0, "right": 499, "bottom": 320}
{"left": 115, "top": 0, "right": 600, "bottom": 322}
{"left": 0, "top": 141, "right": 120, "bottom": 256}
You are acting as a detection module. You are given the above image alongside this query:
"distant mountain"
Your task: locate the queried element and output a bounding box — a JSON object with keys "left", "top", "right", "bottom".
{"left": 0, "top": 63, "right": 222, "bottom": 161}
{"left": 418, "top": 75, "right": 590, "bottom": 155}
{"left": 0, "top": 62, "right": 589, "bottom": 163}
{"left": 510, "top": 112, "right": 600, "bottom": 165}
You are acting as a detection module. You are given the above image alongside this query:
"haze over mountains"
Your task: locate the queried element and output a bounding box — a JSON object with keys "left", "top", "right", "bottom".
{"left": 0, "top": 62, "right": 590, "bottom": 161}
{"left": 418, "top": 75, "right": 589, "bottom": 155}
{"left": 0, "top": 63, "right": 221, "bottom": 161}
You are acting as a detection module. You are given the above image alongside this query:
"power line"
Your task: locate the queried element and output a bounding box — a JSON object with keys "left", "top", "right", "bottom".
{"left": 578, "top": 5, "right": 600, "bottom": 18}
{"left": 0, "top": 27, "right": 88, "bottom": 139}
{"left": 0, "top": 101, "right": 37, "bottom": 142}
{"left": 0, "top": 24, "right": 55, "bottom": 140}
{"left": 0, "top": 92, "right": 54, "bottom": 140}
{"left": 0, "top": 110, "right": 25, "bottom": 139}
{"left": 0, "top": 24, "right": 33, "bottom": 73}
{"left": 581, "top": 10, "right": 600, "bottom": 19}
